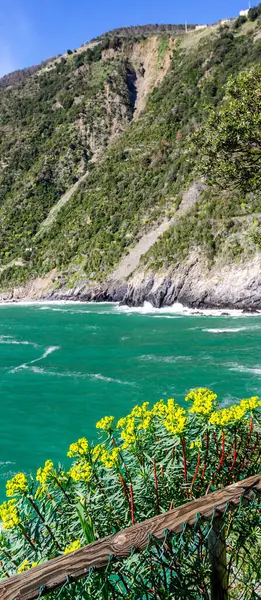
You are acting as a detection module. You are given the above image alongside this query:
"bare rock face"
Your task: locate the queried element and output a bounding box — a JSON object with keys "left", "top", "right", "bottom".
{"left": 116, "top": 253, "right": 261, "bottom": 310}
{"left": 1, "top": 250, "right": 261, "bottom": 311}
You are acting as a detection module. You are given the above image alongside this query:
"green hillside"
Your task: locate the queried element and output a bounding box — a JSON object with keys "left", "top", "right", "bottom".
{"left": 0, "top": 17, "right": 261, "bottom": 294}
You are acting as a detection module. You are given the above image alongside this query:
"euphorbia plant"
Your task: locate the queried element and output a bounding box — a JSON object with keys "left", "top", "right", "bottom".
{"left": 0, "top": 388, "right": 260, "bottom": 581}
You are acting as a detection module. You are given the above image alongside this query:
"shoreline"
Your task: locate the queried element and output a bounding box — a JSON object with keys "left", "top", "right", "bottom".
{"left": 0, "top": 297, "right": 261, "bottom": 317}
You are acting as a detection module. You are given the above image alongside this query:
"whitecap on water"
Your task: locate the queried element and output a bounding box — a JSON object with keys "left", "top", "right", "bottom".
{"left": 139, "top": 354, "right": 192, "bottom": 364}
{"left": 0, "top": 335, "right": 38, "bottom": 347}
{"left": 228, "top": 363, "right": 261, "bottom": 376}
{"left": 17, "top": 364, "right": 136, "bottom": 386}
{"left": 10, "top": 345, "right": 60, "bottom": 373}
{"left": 204, "top": 326, "right": 261, "bottom": 334}
{"left": 90, "top": 373, "right": 136, "bottom": 386}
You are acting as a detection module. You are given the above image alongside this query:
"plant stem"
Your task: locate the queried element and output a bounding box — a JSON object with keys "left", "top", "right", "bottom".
{"left": 152, "top": 458, "right": 160, "bottom": 514}
{"left": 129, "top": 484, "right": 135, "bottom": 525}
{"left": 190, "top": 451, "right": 201, "bottom": 493}
{"left": 28, "top": 497, "right": 61, "bottom": 550}
{"left": 181, "top": 437, "right": 187, "bottom": 483}
{"left": 18, "top": 524, "right": 37, "bottom": 552}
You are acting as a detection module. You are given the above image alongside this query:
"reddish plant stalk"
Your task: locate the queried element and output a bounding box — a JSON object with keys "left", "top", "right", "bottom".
{"left": 1, "top": 549, "right": 18, "bottom": 568}
{"left": 152, "top": 458, "right": 160, "bottom": 514}
{"left": 213, "top": 432, "right": 219, "bottom": 456}
{"left": 206, "top": 431, "right": 226, "bottom": 493}
{"left": 200, "top": 431, "right": 209, "bottom": 484}
{"left": 229, "top": 435, "right": 237, "bottom": 473}
{"left": 190, "top": 451, "right": 201, "bottom": 493}
{"left": 242, "top": 432, "right": 259, "bottom": 471}
{"left": 245, "top": 418, "right": 254, "bottom": 457}
{"left": 28, "top": 497, "right": 61, "bottom": 551}
{"left": 160, "top": 464, "right": 165, "bottom": 479}
{"left": 54, "top": 478, "right": 71, "bottom": 504}
{"left": 129, "top": 484, "right": 135, "bottom": 525}
{"left": 119, "top": 473, "right": 129, "bottom": 503}
{"left": 181, "top": 438, "right": 187, "bottom": 483}
{"left": 18, "top": 524, "right": 37, "bottom": 552}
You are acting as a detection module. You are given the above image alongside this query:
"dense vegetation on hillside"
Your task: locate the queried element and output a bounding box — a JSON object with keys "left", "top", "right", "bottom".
{"left": 0, "top": 40, "right": 136, "bottom": 286}
{"left": 95, "top": 23, "right": 195, "bottom": 41}
{"left": 0, "top": 17, "right": 261, "bottom": 291}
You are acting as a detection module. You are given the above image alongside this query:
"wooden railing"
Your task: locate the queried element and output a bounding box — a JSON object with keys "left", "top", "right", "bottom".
{"left": 0, "top": 473, "right": 260, "bottom": 600}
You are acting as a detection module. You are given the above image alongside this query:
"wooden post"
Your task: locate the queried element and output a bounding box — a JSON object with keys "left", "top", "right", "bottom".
{"left": 208, "top": 516, "right": 228, "bottom": 600}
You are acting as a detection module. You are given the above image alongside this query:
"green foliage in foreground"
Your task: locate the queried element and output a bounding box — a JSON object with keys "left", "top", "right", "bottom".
{"left": 0, "top": 389, "right": 260, "bottom": 598}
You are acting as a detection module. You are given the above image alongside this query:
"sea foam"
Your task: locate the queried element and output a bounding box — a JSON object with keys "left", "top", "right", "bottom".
{"left": 10, "top": 345, "right": 60, "bottom": 373}
{"left": 114, "top": 301, "right": 253, "bottom": 317}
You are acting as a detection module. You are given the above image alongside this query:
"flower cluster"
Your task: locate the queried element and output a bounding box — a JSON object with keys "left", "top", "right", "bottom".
{"left": 17, "top": 560, "right": 38, "bottom": 574}
{"left": 117, "top": 415, "right": 136, "bottom": 449}
{"left": 0, "top": 500, "right": 19, "bottom": 530}
{"left": 186, "top": 388, "right": 217, "bottom": 416}
{"left": 36, "top": 460, "right": 55, "bottom": 485}
{"left": 64, "top": 540, "right": 81, "bottom": 554}
{"left": 209, "top": 396, "right": 261, "bottom": 426}
{"left": 164, "top": 399, "right": 187, "bottom": 436}
{"left": 68, "top": 462, "right": 92, "bottom": 483}
{"left": 91, "top": 444, "right": 120, "bottom": 468}
{"left": 96, "top": 416, "right": 114, "bottom": 431}
{"left": 67, "top": 437, "right": 88, "bottom": 458}
{"left": 6, "top": 473, "right": 28, "bottom": 497}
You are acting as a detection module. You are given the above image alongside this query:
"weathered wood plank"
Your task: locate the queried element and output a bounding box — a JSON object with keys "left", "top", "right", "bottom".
{"left": 0, "top": 474, "right": 260, "bottom": 600}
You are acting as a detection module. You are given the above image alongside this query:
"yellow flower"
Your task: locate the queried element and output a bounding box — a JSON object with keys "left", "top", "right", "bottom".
{"left": 17, "top": 560, "right": 38, "bottom": 574}
{"left": 120, "top": 416, "right": 137, "bottom": 449}
{"left": 209, "top": 404, "right": 245, "bottom": 426}
{"left": 36, "top": 460, "right": 55, "bottom": 484}
{"left": 64, "top": 540, "right": 81, "bottom": 554}
{"left": 190, "top": 439, "right": 201, "bottom": 450}
{"left": 164, "top": 399, "right": 187, "bottom": 436}
{"left": 0, "top": 500, "right": 19, "bottom": 530}
{"left": 186, "top": 388, "right": 217, "bottom": 416}
{"left": 68, "top": 462, "right": 92, "bottom": 483}
{"left": 6, "top": 473, "right": 28, "bottom": 497}
{"left": 117, "top": 416, "right": 128, "bottom": 429}
{"left": 151, "top": 399, "right": 168, "bottom": 418}
{"left": 100, "top": 447, "right": 120, "bottom": 468}
{"left": 131, "top": 402, "right": 149, "bottom": 418}
{"left": 137, "top": 413, "right": 153, "bottom": 431}
{"left": 91, "top": 444, "right": 105, "bottom": 462}
{"left": 67, "top": 437, "right": 89, "bottom": 458}
{"left": 240, "top": 396, "right": 261, "bottom": 412}
{"left": 96, "top": 416, "right": 114, "bottom": 431}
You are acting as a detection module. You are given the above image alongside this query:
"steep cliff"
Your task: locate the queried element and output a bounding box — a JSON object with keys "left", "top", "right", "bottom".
{"left": 1, "top": 18, "right": 261, "bottom": 308}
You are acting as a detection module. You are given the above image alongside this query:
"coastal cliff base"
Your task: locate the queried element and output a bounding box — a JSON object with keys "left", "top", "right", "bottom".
{"left": 1, "top": 252, "right": 261, "bottom": 311}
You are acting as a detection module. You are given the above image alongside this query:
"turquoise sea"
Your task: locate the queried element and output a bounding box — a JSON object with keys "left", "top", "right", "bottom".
{"left": 1, "top": 301, "right": 261, "bottom": 501}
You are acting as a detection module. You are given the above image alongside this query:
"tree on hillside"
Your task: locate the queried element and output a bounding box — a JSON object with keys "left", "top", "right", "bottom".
{"left": 248, "top": 2, "right": 261, "bottom": 20}
{"left": 197, "top": 65, "right": 261, "bottom": 192}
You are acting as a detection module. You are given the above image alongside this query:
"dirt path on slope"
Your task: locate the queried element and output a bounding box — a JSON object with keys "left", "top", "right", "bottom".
{"left": 35, "top": 171, "right": 89, "bottom": 239}
{"left": 111, "top": 182, "right": 204, "bottom": 280}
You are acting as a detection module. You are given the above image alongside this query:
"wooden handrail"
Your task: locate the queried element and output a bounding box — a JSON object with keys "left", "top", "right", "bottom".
{"left": 0, "top": 473, "right": 260, "bottom": 600}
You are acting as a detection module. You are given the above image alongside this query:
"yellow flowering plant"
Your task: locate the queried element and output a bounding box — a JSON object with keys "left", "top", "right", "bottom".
{"left": 0, "top": 389, "right": 260, "bottom": 586}
{"left": 6, "top": 473, "right": 29, "bottom": 498}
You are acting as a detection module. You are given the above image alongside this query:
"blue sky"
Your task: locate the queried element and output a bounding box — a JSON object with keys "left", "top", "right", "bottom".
{"left": 0, "top": 0, "right": 249, "bottom": 76}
